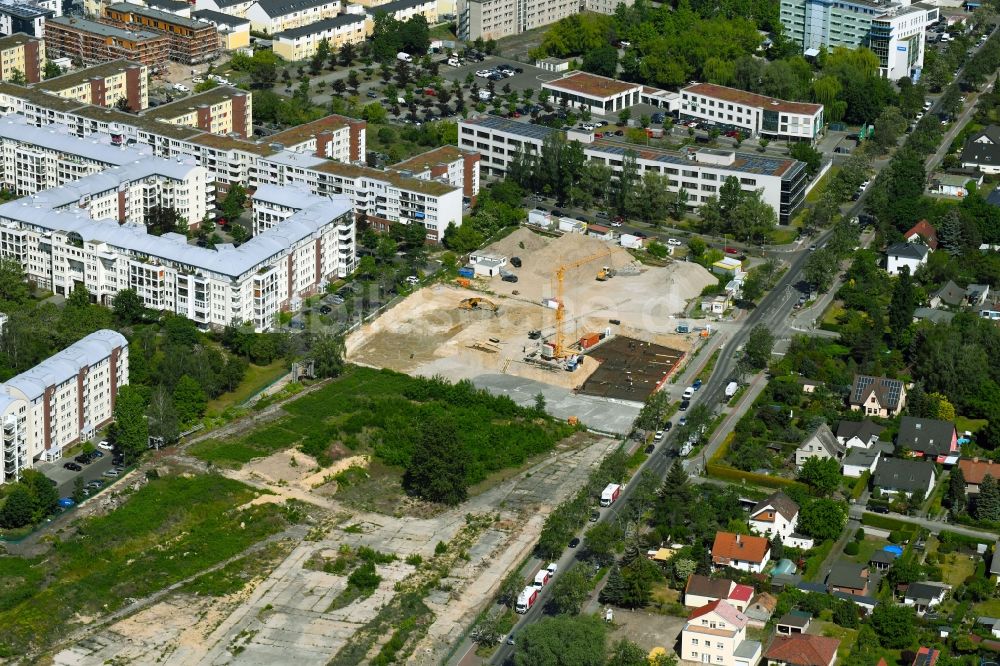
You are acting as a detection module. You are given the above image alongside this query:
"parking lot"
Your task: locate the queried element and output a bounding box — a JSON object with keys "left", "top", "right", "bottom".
{"left": 36, "top": 449, "right": 122, "bottom": 499}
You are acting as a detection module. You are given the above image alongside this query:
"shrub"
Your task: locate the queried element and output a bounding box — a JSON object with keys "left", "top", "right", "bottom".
{"left": 844, "top": 541, "right": 860, "bottom": 556}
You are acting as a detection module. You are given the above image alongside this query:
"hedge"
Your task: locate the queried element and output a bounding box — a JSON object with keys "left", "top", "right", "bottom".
{"left": 706, "top": 463, "right": 808, "bottom": 491}
{"left": 861, "top": 512, "right": 919, "bottom": 534}
{"left": 850, "top": 471, "right": 870, "bottom": 500}
{"left": 939, "top": 529, "right": 995, "bottom": 548}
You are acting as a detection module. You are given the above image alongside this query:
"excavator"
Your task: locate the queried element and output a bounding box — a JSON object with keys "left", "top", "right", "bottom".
{"left": 458, "top": 297, "right": 499, "bottom": 312}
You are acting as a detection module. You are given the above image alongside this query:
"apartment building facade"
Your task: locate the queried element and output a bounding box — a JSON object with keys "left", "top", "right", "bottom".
{"left": 141, "top": 86, "right": 251, "bottom": 137}
{"left": 102, "top": 2, "right": 221, "bottom": 64}
{"left": 244, "top": 0, "right": 341, "bottom": 34}
{"left": 0, "top": 33, "right": 43, "bottom": 83}
{"left": 458, "top": 0, "right": 628, "bottom": 40}
{"left": 680, "top": 83, "right": 824, "bottom": 142}
{"left": 45, "top": 16, "right": 169, "bottom": 68}
{"left": 459, "top": 115, "right": 807, "bottom": 223}
{"left": 682, "top": 601, "right": 762, "bottom": 666}
{"left": 780, "top": 0, "right": 937, "bottom": 80}
{"left": 392, "top": 145, "right": 481, "bottom": 202}
{"left": 34, "top": 59, "right": 148, "bottom": 111}
{"left": 0, "top": 2, "right": 54, "bottom": 39}
{"left": 267, "top": 113, "right": 366, "bottom": 162}
{"left": 192, "top": 0, "right": 256, "bottom": 17}
{"left": 366, "top": 0, "right": 438, "bottom": 24}
{"left": 190, "top": 9, "right": 251, "bottom": 50}
{"left": 0, "top": 329, "right": 128, "bottom": 479}
{"left": 273, "top": 14, "right": 371, "bottom": 60}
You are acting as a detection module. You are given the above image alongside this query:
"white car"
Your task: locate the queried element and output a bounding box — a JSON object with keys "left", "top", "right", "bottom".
{"left": 405, "top": 275, "right": 419, "bottom": 284}
{"left": 173, "top": 83, "right": 189, "bottom": 92}
{"left": 192, "top": 76, "right": 204, "bottom": 84}
{"left": 667, "top": 238, "right": 682, "bottom": 246}
{"left": 447, "top": 57, "right": 461, "bottom": 67}
{"left": 582, "top": 123, "right": 596, "bottom": 131}
{"left": 610, "top": 220, "right": 623, "bottom": 227}
{"left": 653, "top": 430, "right": 664, "bottom": 442}
{"left": 475, "top": 69, "right": 491, "bottom": 78}
{"left": 478, "top": 90, "right": 492, "bottom": 101}
{"left": 97, "top": 440, "right": 113, "bottom": 450}
{"left": 682, "top": 387, "right": 695, "bottom": 399}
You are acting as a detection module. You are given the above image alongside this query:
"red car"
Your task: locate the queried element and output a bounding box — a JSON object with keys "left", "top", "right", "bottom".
{"left": 724, "top": 246, "right": 738, "bottom": 255}
{"left": 425, "top": 88, "right": 436, "bottom": 96}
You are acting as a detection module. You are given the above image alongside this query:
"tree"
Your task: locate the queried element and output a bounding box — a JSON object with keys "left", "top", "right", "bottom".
{"left": 834, "top": 599, "right": 859, "bottom": 628}
{"left": 309, "top": 331, "right": 346, "bottom": 378}
{"left": 803, "top": 248, "right": 838, "bottom": 292}
{"left": 743, "top": 324, "right": 774, "bottom": 370}
{"left": 172, "top": 374, "right": 207, "bottom": 424}
{"left": 870, "top": 604, "right": 916, "bottom": 648}
{"left": 23, "top": 469, "right": 57, "bottom": 520}
{"left": 976, "top": 474, "right": 1000, "bottom": 521}
{"left": 872, "top": 106, "right": 907, "bottom": 153}
{"left": 547, "top": 563, "right": 592, "bottom": 615}
{"left": 229, "top": 223, "right": 250, "bottom": 244}
{"left": 606, "top": 638, "right": 646, "bottom": 666}
{"left": 403, "top": 412, "right": 468, "bottom": 505}
{"left": 584, "top": 521, "right": 622, "bottom": 565}
{"left": 0, "top": 483, "right": 34, "bottom": 527}
{"left": 146, "top": 385, "right": 180, "bottom": 445}
{"left": 946, "top": 466, "right": 967, "bottom": 513}
{"left": 72, "top": 476, "right": 86, "bottom": 504}
{"left": 113, "top": 385, "right": 148, "bottom": 465}
{"left": 515, "top": 614, "right": 606, "bottom": 666}
{"left": 43, "top": 60, "right": 62, "bottom": 80}
{"left": 798, "top": 498, "right": 847, "bottom": 540}
{"left": 0, "top": 258, "right": 30, "bottom": 306}
{"left": 8, "top": 68, "right": 25, "bottom": 85}
{"left": 112, "top": 288, "right": 145, "bottom": 325}
{"left": 114, "top": 96, "right": 133, "bottom": 113}
{"left": 888, "top": 266, "right": 915, "bottom": 348}
{"left": 789, "top": 142, "right": 822, "bottom": 176}
{"left": 582, "top": 45, "right": 618, "bottom": 78}
{"left": 798, "top": 457, "right": 842, "bottom": 495}
{"left": 496, "top": 570, "right": 524, "bottom": 608}
{"left": 221, "top": 182, "right": 248, "bottom": 221}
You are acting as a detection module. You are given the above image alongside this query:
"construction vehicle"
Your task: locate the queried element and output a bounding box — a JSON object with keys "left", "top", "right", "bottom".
{"left": 596, "top": 266, "right": 616, "bottom": 281}
{"left": 552, "top": 249, "right": 613, "bottom": 357}
{"left": 458, "top": 297, "right": 498, "bottom": 312}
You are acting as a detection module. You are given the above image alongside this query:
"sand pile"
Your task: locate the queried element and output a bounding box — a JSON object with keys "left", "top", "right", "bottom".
{"left": 482, "top": 227, "right": 550, "bottom": 257}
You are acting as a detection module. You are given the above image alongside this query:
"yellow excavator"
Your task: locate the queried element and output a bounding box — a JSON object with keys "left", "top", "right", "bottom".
{"left": 458, "top": 297, "right": 499, "bottom": 312}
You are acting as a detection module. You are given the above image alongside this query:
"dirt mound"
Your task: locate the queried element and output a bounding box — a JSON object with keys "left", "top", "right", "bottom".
{"left": 482, "top": 227, "right": 550, "bottom": 258}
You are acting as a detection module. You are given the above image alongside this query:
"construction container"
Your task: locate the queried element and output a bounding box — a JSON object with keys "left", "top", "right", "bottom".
{"left": 458, "top": 267, "right": 474, "bottom": 278}
{"left": 455, "top": 278, "right": 471, "bottom": 287}
{"left": 580, "top": 332, "right": 600, "bottom": 349}
{"left": 542, "top": 298, "right": 560, "bottom": 309}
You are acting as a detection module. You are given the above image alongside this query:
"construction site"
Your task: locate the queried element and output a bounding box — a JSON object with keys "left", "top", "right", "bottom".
{"left": 346, "top": 228, "right": 716, "bottom": 406}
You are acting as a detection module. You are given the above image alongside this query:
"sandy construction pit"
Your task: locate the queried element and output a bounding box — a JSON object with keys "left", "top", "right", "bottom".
{"left": 347, "top": 229, "right": 715, "bottom": 389}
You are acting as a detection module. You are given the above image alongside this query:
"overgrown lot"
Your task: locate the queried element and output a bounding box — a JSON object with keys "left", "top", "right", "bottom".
{"left": 0, "top": 474, "right": 294, "bottom": 657}
{"left": 191, "top": 366, "right": 575, "bottom": 486}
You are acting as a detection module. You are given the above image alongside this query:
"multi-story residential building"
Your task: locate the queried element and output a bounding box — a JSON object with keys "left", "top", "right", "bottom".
{"left": 365, "top": 0, "right": 438, "bottom": 24}
{"left": 45, "top": 16, "right": 169, "bottom": 68}
{"left": 682, "top": 600, "right": 762, "bottom": 666}
{"left": 272, "top": 14, "right": 371, "bottom": 60}
{"left": 392, "top": 145, "right": 481, "bottom": 202}
{"left": 267, "top": 113, "right": 366, "bottom": 162}
{"left": 34, "top": 59, "right": 148, "bottom": 110}
{"left": 0, "top": 33, "right": 43, "bottom": 83}
{"left": 244, "top": 0, "right": 342, "bottom": 34}
{"left": 457, "top": 0, "right": 630, "bottom": 40}
{"left": 780, "top": 0, "right": 938, "bottom": 80}
{"left": 680, "top": 83, "right": 824, "bottom": 142}
{"left": 459, "top": 115, "right": 807, "bottom": 223}
{"left": 141, "top": 86, "right": 251, "bottom": 138}
{"left": 0, "top": 2, "right": 54, "bottom": 39}
{"left": 102, "top": 2, "right": 221, "bottom": 64}
{"left": 190, "top": 9, "right": 251, "bottom": 50}
{"left": 541, "top": 72, "right": 644, "bottom": 117}
{"left": 0, "top": 329, "right": 128, "bottom": 478}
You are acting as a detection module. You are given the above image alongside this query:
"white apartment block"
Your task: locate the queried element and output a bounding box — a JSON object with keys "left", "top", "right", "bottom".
{"left": 192, "top": 0, "right": 256, "bottom": 17}
{"left": 365, "top": 0, "right": 438, "bottom": 24}
{"left": 459, "top": 114, "right": 807, "bottom": 224}
{"left": 682, "top": 601, "right": 762, "bottom": 666}
{"left": 0, "top": 329, "right": 128, "bottom": 478}
{"left": 680, "top": 83, "right": 824, "bottom": 142}
{"left": 392, "top": 145, "right": 481, "bottom": 202}
{"left": 244, "top": 0, "right": 341, "bottom": 34}
{"left": 458, "top": 0, "right": 628, "bottom": 41}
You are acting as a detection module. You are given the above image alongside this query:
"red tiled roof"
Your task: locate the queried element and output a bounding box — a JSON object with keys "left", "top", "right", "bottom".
{"left": 958, "top": 457, "right": 1000, "bottom": 484}
{"left": 905, "top": 220, "right": 939, "bottom": 250}
{"left": 765, "top": 634, "right": 840, "bottom": 666}
{"left": 687, "top": 599, "right": 750, "bottom": 627}
{"left": 712, "top": 531, "right": 770, "bottom": 564}
{"left": 730, "top": 584, "right": 754, "bottom": 602}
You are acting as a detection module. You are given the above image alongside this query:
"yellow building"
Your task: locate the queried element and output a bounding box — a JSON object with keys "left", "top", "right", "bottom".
{"left": 364, "top": 0, "right": 438, "bottom": 24}
{"left": 190, "top": 9, "right": 251, "bottom": 50}
{"left": 244, "top": 0, "right": 342, "bottom": 35}
{"left": 140, "top": 86, "right": 252, "bottom": 138}
{"left": 34, "top": 59, "right": 149, "bottom": 110}
{"left": 0, "top": 33, "right": 44, "bottom": 84}
{"left": 272, "top": 14, "right": 370, "bottom": 60}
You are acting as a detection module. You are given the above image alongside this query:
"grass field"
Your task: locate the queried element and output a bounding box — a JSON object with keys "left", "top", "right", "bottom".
{"left": 0, "top": 474, "right": 292, "bottom": 657}
{"left": 956, "top": 416, "right": 988, "bottom": 434}
{"left": 806, "top": 166, "right": 841, "bottom": 204}
{"left": 938, "top": 551, "right": 976, "bottom": 587}
{"left": 812, "top": 621, "right": 857, "bottom": 660}
{"left": 822, "top": 300, "right": 845, "bottom": 327}
{"left": 768, "top": 227, "right": 800, "bottom": 245}
{"left": 206, "top": 359, "right": 288, "bottom": 414}
{"left": 974, "top": 598, "right": 1000, "bottom": 617}
{"left": 849, "top": 536, "right": 890, "bottom": 565}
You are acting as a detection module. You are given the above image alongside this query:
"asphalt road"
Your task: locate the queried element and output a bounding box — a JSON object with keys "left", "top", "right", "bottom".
{"left": 36, "top": 452, "right": 117, "bottom": 498}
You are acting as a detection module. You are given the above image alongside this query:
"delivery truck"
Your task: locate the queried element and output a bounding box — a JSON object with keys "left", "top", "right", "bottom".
{"left": 600, "top": 483, "right": 622, "bottom": 507}
{"left": 516, "top": 586, "right": 539, "bottom": 613}
{"left": 533, "top": 569, "right": 550, "bottom": 589}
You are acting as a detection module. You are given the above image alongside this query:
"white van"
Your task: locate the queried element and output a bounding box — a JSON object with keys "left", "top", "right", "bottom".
{"left": 447, "top": 56, "right": 461, "bottom": 67}
{"left": 682, "top": 387, "right": 695, "bottom": 400}
{"left": 397, "top": 51, "right": 413, "bottom": 62}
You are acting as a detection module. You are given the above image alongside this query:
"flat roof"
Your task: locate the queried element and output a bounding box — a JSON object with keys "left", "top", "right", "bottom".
{"left": 0, "top": 3, "right": 51, "bottom": 19}
{"left": 274, "top": 13, "right": 367, "bottom": 38}
{"left": 46, "top": 16, "right": 166, "bottom": 41}
{"left": 682, "top": 82, "right": 823, "bottom": 116}
{"left": 34, "top": 59, "right": 142, "bottom": 92}
{"left": 391, "top": 145, "right": 463, "bottom": 171}
{"left": 190, "top": 131, "right": 276, "bottom": 155}
{"left": 461, "top": 114, "right": 559, "bottom": 141}
{"left": 267, "top": 113, "right": 351, "bottom": 146}
{"left": 542, "top": 71, "right": 641, "bottom": 100}
{"left": 141, "top": 85, "right": 246, "bottom": 120}
{"left": 310, "top": 159, "right": 458, "bottom": 196}
{"left": 191, "top": 8, "right": 250, "bottom": 26}
{"left": 4, "top": 330, "right": 126, "bottom": 402}
{"left": 0, "top": 33, "right": 40, "bottom": 50}
{"left": 0, "top": 115, "right": 147, "bottom": 165}
{"left": 107, "top": 2, "right": 212, "bottom": 30}
{"left": 591, "top": 139, "right": 799, "bottom": 178}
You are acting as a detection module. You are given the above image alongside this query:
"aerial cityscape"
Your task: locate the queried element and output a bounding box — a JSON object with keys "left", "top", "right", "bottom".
{"left": 0, "top": 0, "right": 992, "bottom": 662}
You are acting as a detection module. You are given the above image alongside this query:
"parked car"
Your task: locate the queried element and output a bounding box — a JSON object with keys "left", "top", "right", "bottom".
{"left": 569, "top": 537, "right": 581, "bottom": 548}
{"left": 654, "top": 430, "right": 664, "bottom": 442}
{"left": 74, "top": 455, "right": 91, "bottom": 465}
{"left": 645, "top": 444, "right": 655, "bottom": 454}
{"left": 510, "top": 257, "right": 522, "bottom": 268}
{"left": 319, "top": 305, "right": 332, "bottom": 314}
{"left": 724, "top": 246, "right": 738, "bottom": 254}
{"left": 502, "top": 274, "right": 519, "bottom": 283}
{"left": 64, "top": 462, "right": 82, "bottom": 471}
{"left": 97, "top": 440, "right": 113, "bottom": 450}
{"left": 405, "top": 275, "right": 419, "bottom": 285}
{"left": 667, "top": 238, "right": 682, "bottom": 246}
{"left": 57, "top": 497, "right": 75, "bottom": 508}
{"left": 173, "top": 83, "right": 189, "bottom": 93}
{"left": 103, "top": 469, "right": 120, "bottom": 478}
{"left": 680, "top": 399, "right": 690, "bottom": 411}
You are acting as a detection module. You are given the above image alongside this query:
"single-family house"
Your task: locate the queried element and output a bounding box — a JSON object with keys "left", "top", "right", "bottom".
{"left": 749, "top": 492, "right": 800, "bottom": 541}
{"left": 869, "top": 549, "right": 898, "bottom": 572}
{"left": 745, "top": 593, "right": 778, "bottom": 628}
{"left": 832, "top": 590, "right": 879, "bottom": 613}
{"left": 902, "top": 582, "right": 950, "bottom": 615}
{"left": 795, "top": 424, "right": 844, "bottom": 468}
{"left": 682, "top": 600, "right": 762, "bottom": 666}
{"left": 684, "top": 574, "right": 755, "bottom": 611}
{"left": 842, "top": 447, "right": 881, "bottom": 478}
{"left": 703, "top": 293, "right": 732, "bottom": 314}
{"left": 904, "top": 220, "right": 939, "bottom": 251}
{"left": 929, "top": 173, "right": 980, "bottom": 198}
{"left": 775, "top": 611, "right": 811, "bottom": 635}
{"left": 887, "top": 242, "right": 930, "bottom": 276}
{"left": 912, "top": 646, "right": 940, "bottom": 666}
{"left": 982, "top": 300, "right": 1000, "bottom": 321}
{"left": 797, "top": 378, "right": 823, "bottom": 393}
{"left": 712, "top": 532, "right": 772, "bottom": 574}
{"left": 977, "top": 616, "right": 1000, "bottom": 639}
{"left": 960, "top": 125, "right": 1000, "bottom": 175}
{"left": 764, "top": 634, "right": 840, "bottom": 666}
{"left": 848, "top": 375, "right": 906, "bottom": 418}
{"left": 929, "top": 280, "right": 965, "bottom": 308}
{"left": 913, "top": 307, "right": 956, "bottom": 324}
{"left": 827, "top": 562, "right": 870, "bottom": 596}
{"left": 967, "top": 283, "right": 990, "bottom": 306}
{"left": 957, "top": 457, "right": 1000, "bottom": 494}
{"left": 872, "top": 458, "right": 937, "bottom": 499}
{"left": 897, "top": 416, "right": 958, "bottom": 461}
{"left": 836, "top": 420, "right": 885, "bottom": 449}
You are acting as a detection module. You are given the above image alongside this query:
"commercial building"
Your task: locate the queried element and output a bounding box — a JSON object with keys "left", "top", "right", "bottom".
{"left": 190, "top": 9, "right": 251, "bottom": 50}
{"left": 540, "top": 71, "right": 643, "bottom": 116}
{"left": 0, "top": 2, "right": 54, "bottom": 39}
{"left": 141, "top": 86, "right": 251, "bottom": 138}
{"left": 0, "top": 33, "right": 43, "bottom": 83}
{"left": 102, "top": 2, "right": 221, "bottom": 64}
{"left": 45, "top": 16, "right": 169, "bottom": 68}
{"left": 272, "top": 14, "right": 371, "bottom": 61}
{"left": 780, "top": 0, "right": 938, "bottom": 80}
{"left": 0, "top": 329, "right": 128, "bottom": 479}
{"left": 365, "top": 0, "right": 438, "bottom": 23}
{"left": 244, "top": 0, "right": 342, "bottom": 34}
{"left": 457, "top": 0, "right": 630, "bottom": 40}
{"left": 34, "top": 59, "right": 148, "bottom": 110}
{"left": 459, "top": 115, "right": 808, "bottom": 223}
{"left": 680, "top": 83, "right": 824, "bottom": 142}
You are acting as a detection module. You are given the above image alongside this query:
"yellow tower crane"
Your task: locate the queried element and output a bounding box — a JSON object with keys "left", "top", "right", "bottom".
{"left": 552, "top": 249, "right": 614, "bottom": 357}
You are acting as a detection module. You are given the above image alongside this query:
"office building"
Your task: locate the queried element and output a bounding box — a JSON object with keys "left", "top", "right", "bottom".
{"left": 244, "top": 0, "right": 342, "bottom": 34}
{"left": 0, "top": 329, "right": 128, "bottom": 478}
{"left": 141, "top": 86, "right": 251, "bottom": 138}
{"left": 272, "top": 14, "right": 371, "bottom": 60}
{"left": 45, "top": 15, "right": 169, "bottom": 68}
{"left": 190, "top": 9, "right": 251, "bottom": 50}
{"left": 680, "top": 83, "right": 824, "bottom": 142}
{"left": 458, "top": 0, "right": 629, "bottom": 40}
{"left": 102, "top": 2, "right": 221, "bottom": 64}
{"left": 0, "top": 33, "right": 43, "bottom": 83}
{"left": 541, "top": 71, "right": 644, "bottom": 116}
{"left": 780, "top": 0, "right": 938, "bottom": 80}
{"left": 459, "top": 114, "right": 807, "bottom": 223}
{"left": 34, "top": 60, "right": 148, "bottom": 110}
{"left": 0, "top": 2, "right": 54, "bottom": 39}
